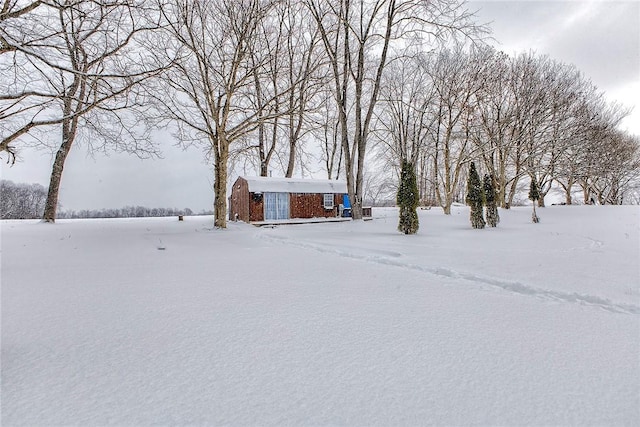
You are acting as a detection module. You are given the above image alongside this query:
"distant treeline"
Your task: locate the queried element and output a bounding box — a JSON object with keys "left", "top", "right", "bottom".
{"left": 1, "top": 180, "right": 210, "bottom": 219}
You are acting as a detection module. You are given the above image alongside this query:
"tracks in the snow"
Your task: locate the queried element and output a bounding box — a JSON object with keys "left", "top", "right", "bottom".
{"left": 260, "top": 232, "right": 639, "bottom": 316}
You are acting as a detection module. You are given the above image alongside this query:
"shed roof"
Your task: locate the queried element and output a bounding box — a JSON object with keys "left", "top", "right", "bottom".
{"left": 241, "top": 176, "right": 348, "bottom": 194}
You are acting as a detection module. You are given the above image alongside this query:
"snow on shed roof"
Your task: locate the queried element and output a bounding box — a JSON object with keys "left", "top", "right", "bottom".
{"left": 241, "top": 176, "right": 347, "bottom": 194}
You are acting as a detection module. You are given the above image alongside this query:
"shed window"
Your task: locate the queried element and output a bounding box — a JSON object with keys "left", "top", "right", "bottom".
{"left": 323, "top": 193, "right": 334, "bottom": 209}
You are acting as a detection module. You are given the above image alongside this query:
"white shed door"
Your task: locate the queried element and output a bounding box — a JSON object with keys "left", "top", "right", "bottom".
{"left": 264, "top": 192, "right": 289, "bottom": 220}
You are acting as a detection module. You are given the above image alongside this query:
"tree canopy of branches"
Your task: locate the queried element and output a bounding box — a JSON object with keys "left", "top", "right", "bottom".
{"left": 2, "top": 1, "right": 165, "bottom": 222}
{"left": 374, "top": 45, "right": 639, "bottom": 210}
{"left": 0, "top": 179, "right": 47, "bottom": 219}
{"left": 307, "top": 0, "right": 482, "bottom": 219}
{"left": 150, "top": 0, "right": 303, "bottom": 228}
{"left": 3, "top": 1, "right": 639, "bottom": 227}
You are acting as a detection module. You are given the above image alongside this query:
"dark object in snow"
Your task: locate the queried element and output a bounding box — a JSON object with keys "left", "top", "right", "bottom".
{"left": 465, "top": 162, "right": 485, "bottom": 229}
{"left": 529, "top": 178, "right": 540, "bottom": 223}
{"left": 483, "top": 174, "right": 499, "bottom": 227}
{"left": 178, "top": 215, "right": 184, "bottom": 221}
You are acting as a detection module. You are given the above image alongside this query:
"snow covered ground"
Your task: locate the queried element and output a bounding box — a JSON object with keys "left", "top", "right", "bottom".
{"left": 2, "top": 205, "right": 639, "bottom": 425}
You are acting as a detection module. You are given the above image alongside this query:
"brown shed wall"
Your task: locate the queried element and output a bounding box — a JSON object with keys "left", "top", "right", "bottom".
{"left": 229, "top": 177, "right": 250, "bottom": 222}
{"left": 290, "top": 193, "right": 341, "bottom": 219}
{"left": 249, "top": 195, "right": 264, "bottom": 222}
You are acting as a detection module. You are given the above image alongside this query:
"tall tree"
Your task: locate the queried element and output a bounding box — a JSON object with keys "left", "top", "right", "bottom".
{"left": 150, "top": 0, "right": 287, "bottom": 228}
{"left": 245, "top": 0, "right": 325, "bottom": 178}
{"left": 315, "top": 87, "right": 343, "bottom": 179}
{"left": 376, "top": 53, "right": 437, "bottom": 206}
{"left": 427, "top": 45, "right": 488, "bottom": 214}
{"left": 497, "top": 51, "right": 546, "bottom": 209}
{"left": 470, "top": 47, "right": 516, "bottom": 208}
{"left": 16, "top": 1, "right": 162, "bottom": 222}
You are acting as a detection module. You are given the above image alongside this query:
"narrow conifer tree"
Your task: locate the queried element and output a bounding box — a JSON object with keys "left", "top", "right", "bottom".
{"left": 397, "top": 160, "right": 419, "bottom": 234}
{"left": 465, "top": 162, "right": 485, "bottom": 229}
{"left": 529, "top": 178, "right": 540, "bottom": 223}
{"left": 483, "top": 174, "right": 499, "bottom": 227}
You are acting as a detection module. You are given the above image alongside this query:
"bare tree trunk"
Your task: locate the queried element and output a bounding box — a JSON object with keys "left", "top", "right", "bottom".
{"left": 285, "top": 136, "right": 296, "bottom": 177}
{"left": 559, "top": 179, "right": 574, "bottom": 204}
{"left": 580, "top": 180, "right": 591, "bottom": 204}
{"left": 442, "top": 201, "right": 451, "bottom": 215}
{"left": 214, "top": 136, "right": 229, "bottom": 228}
{"left": 43, "top": 74, "right": 82, "bottom": 222}
{"left": 43, "top": 133, "right": 74, "bottom": 222}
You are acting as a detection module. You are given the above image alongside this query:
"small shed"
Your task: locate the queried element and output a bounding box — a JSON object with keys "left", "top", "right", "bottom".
{"left": 229, "top": 176, "right": 348, "bottom": 223}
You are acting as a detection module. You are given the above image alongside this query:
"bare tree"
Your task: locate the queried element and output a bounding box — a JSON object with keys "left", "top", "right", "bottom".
{"left": 0, "top": 0, "right": 41, "bottom": 23}
{"left": 519, "top": 59, "right": 586, "bottom": 207}
{"left": 426, "top": 45, "right": 487, "bottom": 214}
{"left": 244, "top": 0, "right": 325, "bottom": 178}
{"left": 580, "top": 128, "right": 640, "bottom": 205}
{"left": 492, "top": 51, "right": 553, "bottom": 209}
{"left": 375, "top": 53, "right": 436, "bottom": 205}
{"left": 281, "top": 1, "right": 326, "bottom": 177}
{"left": 42, "top": 1, "right": 162, "bottom": 222}
{"left": 306, "top": 0, "right": 481, "bottom": 219}
{"left": 469, "top": 47, "right": 516, "bottom": 208}
{"left": 377, "top": 54, "right": 434, "bottom": 164}
{"left": 313, "top": 87, "right": 343, "bottom": 179}
{"left": 2, "top": 1, "right": 163, "bottom": 221}
{"left": 553, "top": 79, "right": 602, "bottom": 204}
{"left": 150, "top": 0, "right": 289, "bottom": 228}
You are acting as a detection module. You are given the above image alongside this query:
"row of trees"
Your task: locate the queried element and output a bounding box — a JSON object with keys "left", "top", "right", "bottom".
{"left": 2, "top": 1, "right": 638, "bottom": 227}
{"left": 0, "top": 179, "right": 199, "bottom": 219}
{"left": 374, "top": 46, "right": 640, "bottom": 212}
{"left": 0, "top": 179, "right": 47, "bottom": 219}
{"left": 1, "top": 0, "right": 483, "bottom": 226}
{"left": 57, "top": 206, "right": 198, "bottom": 219}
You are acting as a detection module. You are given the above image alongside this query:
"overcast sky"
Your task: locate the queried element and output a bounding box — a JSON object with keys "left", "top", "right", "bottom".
{"left": 1, "top": 0, "right": 638, "bottom": 213}
{"left": 471, "top": 0, "right": 639, "bottom": 134}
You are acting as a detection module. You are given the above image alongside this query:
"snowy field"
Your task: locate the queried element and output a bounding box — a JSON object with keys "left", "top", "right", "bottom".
{"left": 2, "top": 205, "right": 639, "bottom": 425}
